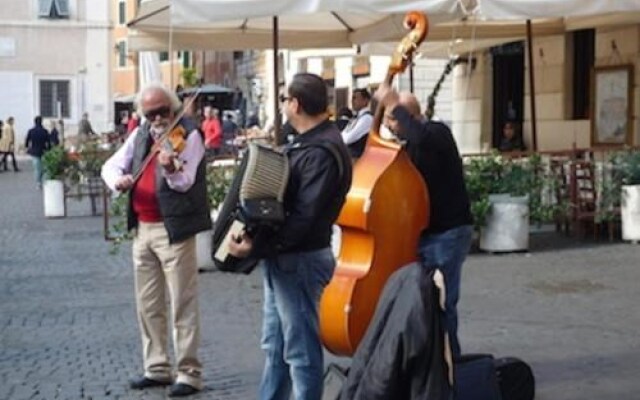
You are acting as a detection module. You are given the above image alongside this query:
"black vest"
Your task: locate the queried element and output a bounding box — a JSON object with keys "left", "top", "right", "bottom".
{"left": 127, "top": 118, "right": 212, "bottom": 243}
{"left": 346, "top": 110, "right": 371, "bottom": 158}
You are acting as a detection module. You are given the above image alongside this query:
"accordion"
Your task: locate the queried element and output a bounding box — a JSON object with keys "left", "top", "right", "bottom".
{"left": 211, "top": 143, "right": 290, "bottom": 274}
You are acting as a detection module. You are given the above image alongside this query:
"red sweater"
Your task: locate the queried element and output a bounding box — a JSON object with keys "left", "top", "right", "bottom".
{"left": 202, "top": 117, "right": 222, "bottom": 149}
{"left": 132, "top": 155, "right": 163, "bottom": 222}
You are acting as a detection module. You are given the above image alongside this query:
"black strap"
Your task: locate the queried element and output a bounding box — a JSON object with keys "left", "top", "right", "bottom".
{"left": 284, "top": 141, "right": 346, "bottom": 182}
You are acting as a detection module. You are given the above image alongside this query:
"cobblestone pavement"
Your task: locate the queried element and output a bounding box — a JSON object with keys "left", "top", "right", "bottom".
{"left": 2, "top": 161, "right": 640, "bottom": 399}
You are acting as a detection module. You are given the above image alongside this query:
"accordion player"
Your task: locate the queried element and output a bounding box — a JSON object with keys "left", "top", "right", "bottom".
{"left": 211, "top": 143, "right": 290, "bottom": 274}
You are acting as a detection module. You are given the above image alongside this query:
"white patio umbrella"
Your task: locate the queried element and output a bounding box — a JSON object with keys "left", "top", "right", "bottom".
{"left": 128, "top": 0, "right": 640, "bottom": 143}
{"left": 128, "top": 0, "right": 470, "bottom": 51}
{"left": 129, "top": 0, "right": 472, "bottom": 142}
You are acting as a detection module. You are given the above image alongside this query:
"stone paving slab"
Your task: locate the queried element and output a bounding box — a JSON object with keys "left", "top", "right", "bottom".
{"left": 1, "top": 161, "right": 640, "bottom": 399}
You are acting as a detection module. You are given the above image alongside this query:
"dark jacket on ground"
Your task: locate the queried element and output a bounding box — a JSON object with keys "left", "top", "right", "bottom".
{"left": 340, "top": 263, "right": 452, "bottom": 400}
{"left": 253, "top": 119, "right": 352, "bottom": 258}
{"left": 25, "top": 125, "right": 51, "bottom": 157}
{"left": 392, "top": 107, "right": 472, "bottom": 234}
{"left": 127, "top": 118, "right": 211, "bottom": 243}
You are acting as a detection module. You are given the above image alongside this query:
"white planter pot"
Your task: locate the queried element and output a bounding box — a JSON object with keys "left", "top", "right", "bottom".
{"left": 479, "top": 194, "right": 529, "bottom": 252}
{"left": 196, "top": 229, "right": 214, "bottom": 270}
{"left": 197, "top": 210, "right": 219, "bottom": 271}
{"left": 43, "top": 179, "right": 65, "bottom": 218}
{"left": 621, "top": 185, "right": 640, "bottom": 241}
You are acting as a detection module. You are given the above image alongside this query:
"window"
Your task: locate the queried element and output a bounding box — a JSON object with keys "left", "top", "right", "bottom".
{"left": 117, "top": 41, "right": 127, "bottom": 67}
{"left": 572, "top": 29, "right": 595, "bottom": 119}
{"left": 159, "top": 51, "right": 169, "bottom": 62}
{"left": 118, "top": 1, "right": 126, "bottom": 25}
{"left": 182, "top": 51, "right": 191, "bottom": 68}
{"left": 40, "top": 80, "right": 70, "bottom": 118}
{"left": 38, "top": 0, "right": 69, "bottom": 19}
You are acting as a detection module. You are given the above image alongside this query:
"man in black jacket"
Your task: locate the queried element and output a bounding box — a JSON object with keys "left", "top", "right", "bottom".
{"left": 25, "top": 116, "right": 51, "bottom": 187}
{"left": 375, "top": 85, "right": 473, "bottom": 359}
{"left": 229, "top": 73, "right": 352, "bottom": 400}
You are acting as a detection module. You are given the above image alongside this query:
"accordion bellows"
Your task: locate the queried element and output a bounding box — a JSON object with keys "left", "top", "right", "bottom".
{"left": 241, "top": 143, "right": 289, "bottom": 205}
{"left": 239, "top": 143, "right": 289, "bottom": 222}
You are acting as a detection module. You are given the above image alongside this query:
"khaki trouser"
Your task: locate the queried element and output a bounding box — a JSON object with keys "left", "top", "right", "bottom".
{"left": 132, "top": 222, "right": 202, "bottom": 389}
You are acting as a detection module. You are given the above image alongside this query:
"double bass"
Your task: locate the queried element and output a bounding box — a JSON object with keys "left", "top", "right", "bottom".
{"left": 320, "top": 11, "right": 430, "bottom": 356}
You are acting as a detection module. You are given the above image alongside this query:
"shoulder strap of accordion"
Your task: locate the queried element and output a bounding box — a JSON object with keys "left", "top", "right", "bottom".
{"left": 301, "top": 142, "right": 345, "bottom": 182}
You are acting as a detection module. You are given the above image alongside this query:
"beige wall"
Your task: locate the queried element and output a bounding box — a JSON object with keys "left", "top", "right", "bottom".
{"left": 451, "top": 21, "right": 640, "bottom": 154}
{"left": 0, "top": 0, "right": 111, "bottom": 144}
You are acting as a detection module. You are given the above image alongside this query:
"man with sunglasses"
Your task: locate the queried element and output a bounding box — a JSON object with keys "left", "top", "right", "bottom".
{"left": 101, "top": 82, "right": 211, "bottom": 397}
{"left": 229, "top": 73, "right": 352, "bottom": 400}
{"left": 375, "top": 84, "right": 473, "bottom": 360}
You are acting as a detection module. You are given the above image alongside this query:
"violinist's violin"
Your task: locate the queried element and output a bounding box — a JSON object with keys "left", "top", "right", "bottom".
{"left": 319, "top": 11, "right": 430, "bottom": 356}
{"left": 131, "top": 93, "right": 199, "bottom": 183}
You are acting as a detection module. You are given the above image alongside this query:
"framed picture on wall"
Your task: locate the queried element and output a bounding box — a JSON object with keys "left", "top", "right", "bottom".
{"left": 591, "top": 64, "right": 634, "bottom": 146}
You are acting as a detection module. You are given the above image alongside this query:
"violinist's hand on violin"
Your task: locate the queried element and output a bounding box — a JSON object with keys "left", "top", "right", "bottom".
{"left": 115, "top": 175, "right": 134, "bottom": 191}
{"left": 158, "top": 149, "right": 177, "bottom": 173}
{"left": 374, "top": 83, "right": 400, "bottom": 110}
{"left": 228, "top": 232, "right": 253, "bottom": 258}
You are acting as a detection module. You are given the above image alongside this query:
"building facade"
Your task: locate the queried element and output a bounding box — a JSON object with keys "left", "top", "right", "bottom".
{"left": 0, "top": 0, "right": 111, "bottom": 145}
{"left": 452, "top": 19, "right": 640, "bottom": 154}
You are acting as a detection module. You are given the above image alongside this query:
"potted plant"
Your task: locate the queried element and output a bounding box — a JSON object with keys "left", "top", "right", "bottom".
{"left": 41, "top": 146, "right": 72, "bottom": 218}
{"left": 613, "top": 150, "right": 640, "bottom": 241}
{"left": 465, "top": 153, "right": 532, "bottom": 252}
{"left": 196, "top": 163, "right": 235, "bottom": 271}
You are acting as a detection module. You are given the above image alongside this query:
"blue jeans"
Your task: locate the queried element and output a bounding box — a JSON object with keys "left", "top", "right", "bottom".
{"left": 418, "top": 225, "right": 473, "bottom": 359}
{"left": 32, "top": 157, "right": 43, "bottom": 185}
{"left": 258, "top": 248, "right": 335, "bottom": 400}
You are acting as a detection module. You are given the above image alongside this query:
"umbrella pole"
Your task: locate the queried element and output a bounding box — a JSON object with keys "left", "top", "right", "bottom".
{"left": 526, "top": 19, "right": 538, "bottom": 151}
{"left": 409, "top": 57, "right": 414, "bottom": 93}
{"left": 273, "top": 16, "right": 282, "bottom": 145}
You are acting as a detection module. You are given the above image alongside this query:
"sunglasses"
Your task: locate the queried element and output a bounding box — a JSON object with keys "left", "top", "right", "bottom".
{"left": 279, "top": 94, "right": 292, "bottom": 103}
{"left": 144, "top": 106, "right": 171, "bottom": 120}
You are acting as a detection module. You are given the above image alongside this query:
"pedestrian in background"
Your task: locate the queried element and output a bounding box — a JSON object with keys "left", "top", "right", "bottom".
{"left": 201, "top": 106, "right": 221, "bottom": 158}
{"left": 49, "top": 120, "right": 60, "bottom": 146}
{"left": 101, "top": 82, "right": 210, "bottom": 397}
{"left": 25, "top": 116, "right": 51, "bottom": 187}
{"left": 341, "top": 89, "right": 373, "bottom": 159}
{"left": 127, "top": 111, "right": 140, "bottom": 135}
{"left": 78, "top": 112, "right": 96, "bottom": 137}
{"left": 335, "top": 106, "right": 353, "bottom": 131}
{"left": 1, "top": 117, "right": 20, "bottom": 172}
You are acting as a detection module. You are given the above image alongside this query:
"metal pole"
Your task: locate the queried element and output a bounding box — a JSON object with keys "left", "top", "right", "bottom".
{"left": 526, "top": 19, "right": 538, "bottom": 151}
{"left": 273, "top": 16, "right": 282, "bottom": 145}
{"left": 409, "top": 58, "right": 415, "bottom": 93}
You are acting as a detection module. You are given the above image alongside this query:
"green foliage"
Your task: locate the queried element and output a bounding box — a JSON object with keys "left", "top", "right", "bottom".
{"left": 464, "top": 152, "right": 565, "bottom": 229}
{"left": 617, "top": 150, "right": 640, "bottom": 186}
{"left": 181, "top": 67, "right": 200, "bottom": 88}
{"left": 67, "top": 141, "right": 111, "bottom": 184}
{"left": 598, "top": 149, "right": 640, "bottom": 222}
{"left": 108, "top": 192, "right": 133, "bottom": 255}
{"left": 206, "top": 164, "right": 235, "bottom": 211}
{"left": 42, "top": 146, "right": 73, "bottom": 180}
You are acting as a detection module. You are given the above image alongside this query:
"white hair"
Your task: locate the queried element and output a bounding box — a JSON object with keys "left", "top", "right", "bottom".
{"left": 136, "top": 82, "right": 182, "bottom": 113}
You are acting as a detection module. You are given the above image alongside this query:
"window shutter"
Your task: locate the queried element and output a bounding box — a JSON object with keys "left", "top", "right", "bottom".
{"left": 54, "top": 0, "right": 69, "bottom": 16}
{"left": 38, "top": 0, "right": 53, "bottom": 16}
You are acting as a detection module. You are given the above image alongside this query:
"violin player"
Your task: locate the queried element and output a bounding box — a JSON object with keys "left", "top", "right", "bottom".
{"left": 375, "top": 85, "right": 473, "bottom": 359}
{"left": 101, "top": 82, "right": 210, "bottom": 397}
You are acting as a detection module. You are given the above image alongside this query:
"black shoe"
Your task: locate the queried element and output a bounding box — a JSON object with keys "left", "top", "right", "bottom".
{"left": 168, "top": 383, "right": 200, "bottom": 397}
{"left": 129, "top": 376, "right": 172, "bottom": 390}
